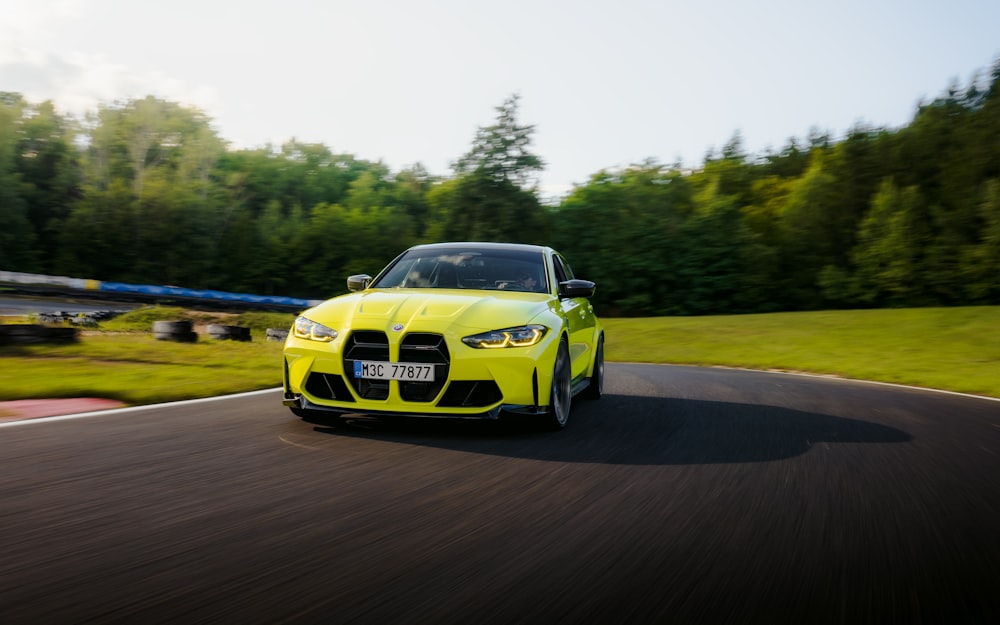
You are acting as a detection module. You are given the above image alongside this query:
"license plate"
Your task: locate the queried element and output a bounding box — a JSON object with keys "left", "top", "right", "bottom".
{"left": 353, "top": 360, "right": 435, "bottom": 382}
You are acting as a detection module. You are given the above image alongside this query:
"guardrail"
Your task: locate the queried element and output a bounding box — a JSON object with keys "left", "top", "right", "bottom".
{"left": 0, "top": 271, "right": 323, "bottom": 312}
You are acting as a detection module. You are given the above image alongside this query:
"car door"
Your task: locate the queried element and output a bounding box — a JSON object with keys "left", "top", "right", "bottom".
{"left": 552, "top": 253, "right": 597, "bottom": 381}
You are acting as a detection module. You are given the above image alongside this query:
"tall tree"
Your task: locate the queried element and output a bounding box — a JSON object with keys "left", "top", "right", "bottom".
{"left": 429, "top": 173, "right": 549, "bottom": 244}
{"left": 553, "top": 163, "right": 693, "bottom": 315}
{"left": 0, "top": 93, "right": 37, "bottom": 270}
{"left": 852, "top": 179, "right": 934, "bottom": 305}
{"left": 960, "top": 179, "right": 1000, "bottom": 302}
{"left": 435, "top": 94, "right": 549, "bottom": 244}
{"left": 58, "top": 96, "right": 226, "bottom": 284}
{"left": 452, "top": 94, "right": 544, "bottom": 189}
{"left": 775, "top": 153, "right": 842, "bottom": 307}
{"left": 390, "top": 164, "right": 434, "bottom": 238}
{"left": 13, "top": 99, "right": 80, "bottom": 272}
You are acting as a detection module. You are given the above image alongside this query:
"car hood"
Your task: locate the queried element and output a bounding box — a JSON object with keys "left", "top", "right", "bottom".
{"left": 302, "top": 289, "right": 554, "bottom": 334}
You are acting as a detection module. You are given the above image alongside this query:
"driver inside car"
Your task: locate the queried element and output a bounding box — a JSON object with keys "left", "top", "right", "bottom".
{"left": 516, "top": 272, "right": 537, "bottom": 291}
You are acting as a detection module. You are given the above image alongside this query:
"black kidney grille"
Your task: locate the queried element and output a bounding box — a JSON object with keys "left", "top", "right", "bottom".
{"left": 399, "top": 333, "right": 449, "bottom": 402}
{"left": 345, "top": 331, "right": 389, "bottom": 361}
{"left": 344, "top": 331, "right": 390, "bottom": 400}
{"left": 399, "top": 333, "right": 450, "bottom": 364}
{"left": 355, "top": 378, "right": 390, "bottom": 400}
{"left": 341, "top": 331, "right": 454, "bottom": 403}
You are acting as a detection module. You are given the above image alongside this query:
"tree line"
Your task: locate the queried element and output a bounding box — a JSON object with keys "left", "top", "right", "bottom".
{"left": 1, "top": 60, "right": 999, "bottom": 316}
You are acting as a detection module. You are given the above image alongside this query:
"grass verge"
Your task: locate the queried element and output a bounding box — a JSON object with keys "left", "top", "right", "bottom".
{"left": 1, "top": 306, "right": 294, "bottom": 405}
{"left": 602, "top": 307, "right": 1000, "bottom": 399}
{"left": 1, "top": 306, "right": 998, "bottom": 406}
{"left": 0, "top": 334, "right": 286, "bottom": 404}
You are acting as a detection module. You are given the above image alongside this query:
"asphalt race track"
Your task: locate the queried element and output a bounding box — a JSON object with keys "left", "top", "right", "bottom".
{"left": 1, "top": 364, "right": 998, "bottom": 624}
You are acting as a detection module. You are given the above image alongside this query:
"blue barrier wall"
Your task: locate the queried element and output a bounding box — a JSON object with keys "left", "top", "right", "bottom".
{"left": 1, "top": 271, "right": 322, "bottom": 310}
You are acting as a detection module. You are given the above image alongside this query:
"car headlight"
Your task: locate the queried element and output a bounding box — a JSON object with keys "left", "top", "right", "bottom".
{"left": 462, "top": 325, "right": 547, "bottom": 349}
{"left": 292, "top": 316, "right": 338, "bottom": 342}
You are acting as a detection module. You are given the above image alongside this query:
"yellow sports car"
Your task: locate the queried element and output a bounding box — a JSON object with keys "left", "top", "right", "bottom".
{"left": 282, "top": 242, "right": 604, "bottom": 429}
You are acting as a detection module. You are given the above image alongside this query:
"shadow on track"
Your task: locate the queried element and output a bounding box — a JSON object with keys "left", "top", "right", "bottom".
{"left": 300, "top": 394, "right": 911, "bottom": 465}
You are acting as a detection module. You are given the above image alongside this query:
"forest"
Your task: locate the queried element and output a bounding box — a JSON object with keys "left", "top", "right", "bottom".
{"left": 1, "top": 59, "right": 998, "bottom": 317}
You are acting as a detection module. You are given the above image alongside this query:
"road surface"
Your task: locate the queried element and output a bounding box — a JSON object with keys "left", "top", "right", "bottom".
{"left": 1, "top": 365, "right": 997, "bottom": 624}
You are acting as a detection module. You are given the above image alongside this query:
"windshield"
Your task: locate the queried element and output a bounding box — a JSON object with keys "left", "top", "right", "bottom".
{"left": 371, "top": 248, "right": 548, "bottom": 293}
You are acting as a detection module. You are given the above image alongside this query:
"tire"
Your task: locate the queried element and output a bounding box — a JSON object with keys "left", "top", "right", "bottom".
{"left": 545, "top": 338, "right": 572, "bottom": 430}
{"left": 152, "top": 320, "right": 196, "bottom": 342}
{"left": 266, "top": 328, "right": 289, "bottom": 342}
{"left": 207, "top": 324, "right": 251, "bottom": 342}
{"left": 0, "top": 324, "right": 78, "bottom": 345}
{"left": 153, "top": 331, "right": 198, "bottom": 342}
{"left": 152, "top": 320, "right": 192, "bottom": 333}
{"left": 582, "top": 333, "right": 604, "bottom": 400}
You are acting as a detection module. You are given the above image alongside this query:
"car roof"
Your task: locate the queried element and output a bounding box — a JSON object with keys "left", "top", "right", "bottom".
{"left": 407, "top": 242, "right": 553, "bottom": 254}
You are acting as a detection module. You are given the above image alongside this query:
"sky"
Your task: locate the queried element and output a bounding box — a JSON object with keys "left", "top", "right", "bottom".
{"left": 2, "top": 0, "right": 999, "bottom": 199}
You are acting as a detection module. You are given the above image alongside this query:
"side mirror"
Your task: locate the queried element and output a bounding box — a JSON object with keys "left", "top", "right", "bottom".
{"left": 347, "top": 274, "right": 372, "bottom": 292}
{"left": 559, "top": 279, "right": 596, "bottom": 299}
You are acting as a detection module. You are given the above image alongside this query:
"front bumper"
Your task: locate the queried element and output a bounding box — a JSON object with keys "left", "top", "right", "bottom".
{"left": 281, "top": 393, "right": 536, "bottom": 420}
{"left": 283, "top": 329, "right": 559, "bottom": 418}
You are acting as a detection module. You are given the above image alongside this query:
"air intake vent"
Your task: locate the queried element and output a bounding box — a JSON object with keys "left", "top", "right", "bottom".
{"left": 304, "top": 373, "right": 355, "bottom": 402}
{"left": 437, "top": 381, "right": 503, "bottom": 408}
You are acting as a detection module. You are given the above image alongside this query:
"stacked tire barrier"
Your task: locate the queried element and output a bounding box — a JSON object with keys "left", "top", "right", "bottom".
{"left": 151, "top": 322, "right": 257, "bottom": 342}
{"left": 152, "top": 320, "right": 198, "bottom": 343}
{"left": 37, "top": 310, "right": 124, "bottom": 326}
{"left": 206, "top": 324, "right": 252, "bottom": 342}
{"left": 0, "top": 325, "right": 78, "bottom": 346}
{"left": 266, "top": 328, "right": 289, "bottom": 342}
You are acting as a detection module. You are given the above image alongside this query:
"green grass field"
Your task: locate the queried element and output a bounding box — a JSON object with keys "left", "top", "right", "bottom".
{"left": 0, "top": 334, "right": 286, "bottom": 405}
{"left": 1, "top": 306, "right": 998, "bottom": 412}
{"left": 0, "top": 307, "right": 293, "bottom": 409}
{"left": 602, "top": 307, "right": 1000, "bottom": 398}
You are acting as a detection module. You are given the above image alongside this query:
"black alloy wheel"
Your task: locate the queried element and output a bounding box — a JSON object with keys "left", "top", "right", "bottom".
{"left": 546, "top": 338, "right": 572, "bottom": 430}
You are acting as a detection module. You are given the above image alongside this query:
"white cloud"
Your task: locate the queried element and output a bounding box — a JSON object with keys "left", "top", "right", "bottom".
{"left": 1, "top": 47, "right": 219, "bottom": 118}
{"left": 1, "top": 0, "right": 84, "bottom": 40}
{"left": 1, "top": 0, "right": 998, "bottom": 190}
{"left": 1, "top": 0, "right": 220, "bottom": 119}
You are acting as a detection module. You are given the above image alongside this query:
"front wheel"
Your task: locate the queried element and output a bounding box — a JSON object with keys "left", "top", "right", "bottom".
{"left": 545, "top": 338, "right": 572, "bottom": 430}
